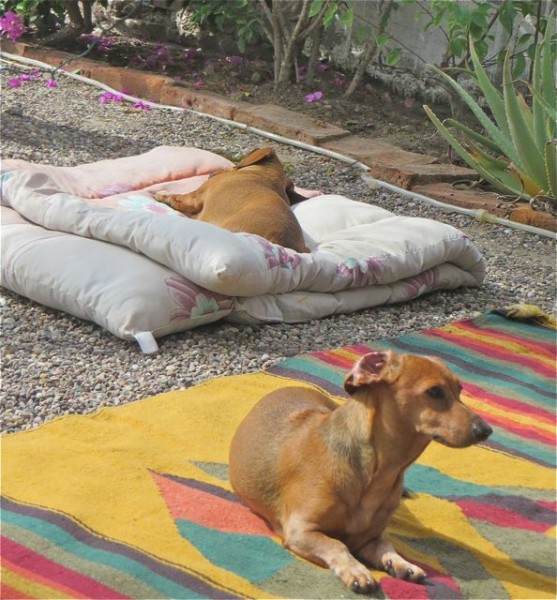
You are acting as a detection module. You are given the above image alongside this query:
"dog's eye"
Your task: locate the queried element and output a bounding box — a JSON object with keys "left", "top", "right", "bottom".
{"left": 427, "top": 386, "right": 444, "bottom": 400}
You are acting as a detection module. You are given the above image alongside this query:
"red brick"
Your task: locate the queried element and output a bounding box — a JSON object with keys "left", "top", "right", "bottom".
{"left": 159, "top": 85, "right": 241, "bottom": 119}
{"left": 412, "top": 182, "right": 501, "bottom": 212}
{"left": 323, "top": 135, "right": 438, "bottom": 166}
{"left": 510, "top": 206, "right": 556, "bottom": 232}
{"left": 234, "top": 104, "right": 349, "bottom": 145}
{"left": 372, "top": 163, "right": 478, "bottom": 189}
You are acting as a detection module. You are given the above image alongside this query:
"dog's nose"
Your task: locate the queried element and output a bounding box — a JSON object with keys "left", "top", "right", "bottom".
{"left": 472, "top": 419, "right": 492, "bottom": 442}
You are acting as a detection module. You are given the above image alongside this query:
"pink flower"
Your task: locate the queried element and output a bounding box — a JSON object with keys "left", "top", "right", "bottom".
{"left": 400, "top": 268, "right": 441, "bottom": 300}
{"left": 0, "top": 11, "right": 25, "bottom": 42}
{"left": 98, "top": 91, "right": 124, "bottom": 104}
{"left": 304, "top": 91, "right": 324, "bottom": 103}
{"left": 133, "top": 101, "right": 152, "bottom": 110}
{"left": 192, "top": 79, "right": 204, "bottom": 89}
{"left": 332, "top": 73, "right": 347, "bottom": 88}
{"left": 165, "top": 276, "right": 232, "bottom": 320}
{"left": 250, "top": 236, "right": 302, "bottom": 270}
{"left": 336, "top": 257, "right": 386, "bottom": 287}
{"left": 7, "top": 77, "right": 22, "bottom": 88}
{"left": 183, "top": 48, "right": 200, "bottom": 61}
{"left": 45, "top": 79, "right": 57, "bottom": 88}
{"left": 226, "top": 55, "right": 243, "bottom": 67}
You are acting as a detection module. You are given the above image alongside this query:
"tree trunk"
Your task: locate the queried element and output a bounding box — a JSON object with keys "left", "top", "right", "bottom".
{"left": 66, "top": 0, "right": 84, "bottom": 29}
{"left": 43, "top": 0, "right": 94, "bottom": 47}
{"left": 305, "top": 22, "right": 324, "bottom": 86}
{"left": 345, "top": 0, "right": 393, "bottom": 99}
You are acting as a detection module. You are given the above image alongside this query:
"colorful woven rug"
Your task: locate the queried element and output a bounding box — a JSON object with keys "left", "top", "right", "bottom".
{"left": 1, "top": 311, "right": 555, "bottom": 599}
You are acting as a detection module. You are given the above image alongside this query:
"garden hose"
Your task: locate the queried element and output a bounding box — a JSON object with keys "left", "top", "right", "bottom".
{"left": 1, "top": 49, "right": 555, "bottom": 241}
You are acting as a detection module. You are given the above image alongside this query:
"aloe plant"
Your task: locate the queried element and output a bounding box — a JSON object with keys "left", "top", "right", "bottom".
{"left": 423, "top": 15, "right": 556, "bottom": 213}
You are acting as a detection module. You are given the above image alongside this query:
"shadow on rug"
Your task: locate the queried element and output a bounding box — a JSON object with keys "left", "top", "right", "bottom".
{"left": 1, "top": 310, "right": 555, "bottom": 599}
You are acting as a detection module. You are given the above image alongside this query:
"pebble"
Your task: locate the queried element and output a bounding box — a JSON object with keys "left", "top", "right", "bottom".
{"left": 0, "top": 64, "right": 555, "bottom": 434}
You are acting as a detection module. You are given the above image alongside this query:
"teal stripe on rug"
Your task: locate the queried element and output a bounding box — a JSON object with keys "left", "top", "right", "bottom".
{"left": 382, "top": 336, "right": 553, "bottom": 404}
{"left": 1, "top": 507, "right": 203, "bottom": 598}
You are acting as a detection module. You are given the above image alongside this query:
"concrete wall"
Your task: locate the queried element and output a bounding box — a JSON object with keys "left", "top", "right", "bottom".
{"left": 325, "top": 0, "right": 548, "bottom": 101}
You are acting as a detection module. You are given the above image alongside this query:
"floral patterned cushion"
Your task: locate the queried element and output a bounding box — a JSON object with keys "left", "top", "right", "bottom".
{"left": 1, "top": 148, "right": 485, "bottom": 352}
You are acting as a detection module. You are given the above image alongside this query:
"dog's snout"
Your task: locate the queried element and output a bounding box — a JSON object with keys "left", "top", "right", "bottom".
{"left": 472, "top": 419, "right": 492, "bottom": 442}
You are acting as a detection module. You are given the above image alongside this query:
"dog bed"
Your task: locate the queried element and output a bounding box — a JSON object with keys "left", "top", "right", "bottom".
{"left": 0, "top": 146, "right": 485, "bottom": 352}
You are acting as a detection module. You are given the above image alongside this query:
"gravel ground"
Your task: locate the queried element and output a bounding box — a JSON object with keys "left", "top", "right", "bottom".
{"left": 1, "top": 63, "right": 555, "bottom": 434}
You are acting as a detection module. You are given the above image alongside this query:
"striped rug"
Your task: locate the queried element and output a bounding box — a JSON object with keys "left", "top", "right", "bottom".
{"left": 1, "top": 310, "right": 555, "bottom": 599}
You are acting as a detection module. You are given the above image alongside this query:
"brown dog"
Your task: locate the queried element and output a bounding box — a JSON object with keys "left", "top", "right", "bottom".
{"left": 154, "top": 147, "right": 309, "bottom": 252}
{"left": 229, "top": 351, "right": 492, "bottom": 593}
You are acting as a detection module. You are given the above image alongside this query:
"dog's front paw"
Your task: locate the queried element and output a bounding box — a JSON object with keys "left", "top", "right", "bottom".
{"left": 384, "top": 557, "right": 426, "bottom": 583}
{"left": 334, "top": 558, "right": 377, "bottom": 594}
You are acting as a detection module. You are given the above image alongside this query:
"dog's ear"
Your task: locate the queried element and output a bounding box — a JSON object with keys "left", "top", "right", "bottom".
{"left": 344, "top": 351, "right": 401, "bottom": 395}
{"left": 235, "top": 147, "right": 276, "bottom": 169}
{"left": 284, "top": 177, "right": 308, "bottom": 205}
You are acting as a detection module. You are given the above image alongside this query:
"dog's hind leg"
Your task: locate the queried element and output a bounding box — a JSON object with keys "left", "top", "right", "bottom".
{"left": 359, "top": 537, "right": 426, "bottom": 583}
{"left": 154, "top": 191, "right": 203, "bottom": 216}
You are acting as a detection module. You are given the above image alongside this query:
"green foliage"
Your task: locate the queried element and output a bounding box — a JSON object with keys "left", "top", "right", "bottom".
{"left": 185, "top": 0, "right": 266, "bottom": 54}
{"left": 415, "top": 0, "right": 555, "bottom": 81}
{"left": 0, "top": 0, "right": 108, "bottom": 35}
{"left": 423, "top": 15, "right": 557, "bottom": 206}
{"left": 0, "top": 0, "right": 65, "bottom": 32}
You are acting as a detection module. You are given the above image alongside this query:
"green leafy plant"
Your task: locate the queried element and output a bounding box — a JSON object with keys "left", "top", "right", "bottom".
{"left": 423, "top": 14, "right": 556, "bottom": 212}
{"left": 184, "top": 0, "right": 266, "bottom": 54}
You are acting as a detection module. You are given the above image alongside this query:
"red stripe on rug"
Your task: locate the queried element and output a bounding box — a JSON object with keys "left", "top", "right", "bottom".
{"left": 152, "top": 472, "right": 272, "bottom": 536}
{"left": 310, "top": 346, "right": 385, "bottom": 369}
{"left": 0, "top": 583, "right": 33, "bottom": 599}
{"left": 1, "top": 538, "right": 129, "bottom": 599}
{"left": 457, "top": 320, "right": 556, "bottom": 357}
{"left": 380, "top": 576, "right": 431, "bottom": 599}
{"left": 309, "top": 351, "right": 353, "bottom": 369}
{"left": 427, "top": 329, "right": 554, "bottom": 377}
{"left": 457, "top": 500, "right": 552, "bottom": 533}
{"left": 464, "top": 382, "right": 554, "bottom": 426}
{"left": 3, "top": 556, "right": 84, "bottom": 599}
{"left": 470, "top": 407, "right": 554, "bottom": 445}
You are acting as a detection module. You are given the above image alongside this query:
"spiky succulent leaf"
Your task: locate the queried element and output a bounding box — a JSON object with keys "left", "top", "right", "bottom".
{"left": 503, "top": 51, "right": 548, "bottom": 190}
{"left": 430, "top": 65, "right": 519, "bottom": 164}
{"left": 423, "top": 105, "right": 526, "bottom": 198}
{"left": 469, "top": 43, "right": 511, "bottom": 139}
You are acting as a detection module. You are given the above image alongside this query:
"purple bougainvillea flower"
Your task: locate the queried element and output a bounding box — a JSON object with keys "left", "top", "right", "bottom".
{"left": 134, "top": 101, "right": 152, "bottom": 110}
{"left": 304, "top": 91, "right": 324, "bottom": 103}
{"left": 192, "top": 79, "right": 204, "bottom": 89}
{"left": 226, "top": 55, "right": 243, "bottom": 67}
{"left": 45, "top": 79, "right": 57, "bottom": 88}
{"left": 332, "top": 73, "right": 347, "bottom": 88}
{"left": 98, "top": 91, "right": 124, "bottom": 104}
{"left": 7, "top": 77, "right": 22, "bottom": 88}
{"left": 0, "top": 11, "right": 25, "bottom": 42}
{"left": 183, "top": 47, "right": 200, "bottom": 61}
